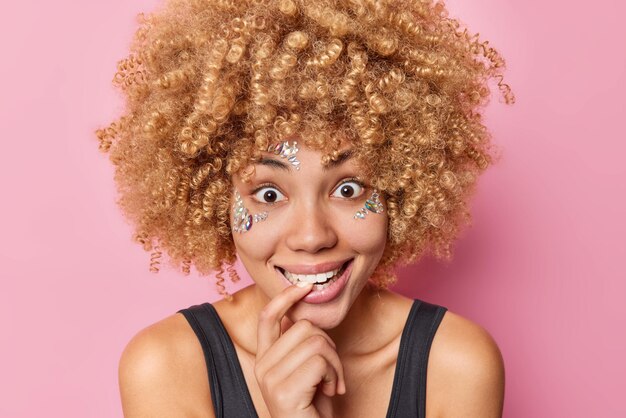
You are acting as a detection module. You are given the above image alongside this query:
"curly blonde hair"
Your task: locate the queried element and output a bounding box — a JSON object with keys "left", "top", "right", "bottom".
{"left": 96, "top": 0, "right": 513, "bottom": 301}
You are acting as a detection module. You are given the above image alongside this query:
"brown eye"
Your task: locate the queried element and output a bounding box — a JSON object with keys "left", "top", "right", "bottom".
{"left": 340, "top": 185, "right": 355, "bottom": 197}
{"left": 332, "top": 180, "right": 364, "bottom": 199}
{"left": 253, "top": 186, "right": 285, "bottom": 204}
{"left": 264, "top": 190, "right": 277, "bottom": 202}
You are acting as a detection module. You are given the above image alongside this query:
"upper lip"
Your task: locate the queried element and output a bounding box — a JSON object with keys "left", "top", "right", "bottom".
{"left": 275, "top": 258, "right": 353, "bottom": 275}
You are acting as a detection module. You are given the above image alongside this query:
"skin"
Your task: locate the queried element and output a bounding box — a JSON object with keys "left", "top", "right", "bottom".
{"left": 118, "top": 144, "right": 506, "bottom": 418}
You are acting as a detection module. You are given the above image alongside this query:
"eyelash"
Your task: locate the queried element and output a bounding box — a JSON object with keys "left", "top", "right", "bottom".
{"left": 250, "top": 178, "right": 367, "bottom": 205}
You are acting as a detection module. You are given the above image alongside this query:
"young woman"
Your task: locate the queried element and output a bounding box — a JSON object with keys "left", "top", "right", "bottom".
{"left": 97, "top": 0, "right": 513, "bottom": 416}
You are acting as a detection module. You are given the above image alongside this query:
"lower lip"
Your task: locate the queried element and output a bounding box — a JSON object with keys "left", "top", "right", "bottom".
{"left": 277, "top": 260, "right": 353, "bottom": 304}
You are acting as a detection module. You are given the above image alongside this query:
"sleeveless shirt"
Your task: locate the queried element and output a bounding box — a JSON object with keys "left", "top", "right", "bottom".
{"left": 178, "top": 299, "right": 447, "bottom": 418}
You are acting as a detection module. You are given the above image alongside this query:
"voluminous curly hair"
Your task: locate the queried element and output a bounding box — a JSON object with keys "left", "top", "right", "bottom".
{"left": 96, "top": 0, "right": 513, "bottom": 300}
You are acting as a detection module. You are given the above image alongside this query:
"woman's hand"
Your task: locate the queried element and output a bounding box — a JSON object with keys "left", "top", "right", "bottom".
{"left": 255, "top": 283, "right": 346, "bottom": 418}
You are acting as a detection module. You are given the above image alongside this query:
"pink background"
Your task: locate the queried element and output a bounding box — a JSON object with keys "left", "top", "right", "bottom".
{"left": 1, "top": 0, "right": 624, "bottom": 416}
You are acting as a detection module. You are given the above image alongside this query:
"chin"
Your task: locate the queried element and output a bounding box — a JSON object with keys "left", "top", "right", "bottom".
{"left": 288, "top": 303, "right": 346, "bottom": 330}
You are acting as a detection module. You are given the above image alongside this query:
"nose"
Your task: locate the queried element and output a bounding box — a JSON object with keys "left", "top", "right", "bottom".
{"left": 284, "top": 200, "right": 338, "bottom": 254}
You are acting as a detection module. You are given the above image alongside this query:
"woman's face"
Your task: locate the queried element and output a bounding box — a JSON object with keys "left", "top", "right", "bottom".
{"left": 231, "top": 142, "right": 388, "bottom": 329}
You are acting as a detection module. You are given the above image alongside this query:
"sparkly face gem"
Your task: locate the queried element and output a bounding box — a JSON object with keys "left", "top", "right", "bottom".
{"left": 233, "top": 190, "right": 268, "bottom": 233}
{"left": 354, "top": 190, "right": 384, "bottom": 220}
{"left": 267, "top": 140, "right": 300, "bottom": 170}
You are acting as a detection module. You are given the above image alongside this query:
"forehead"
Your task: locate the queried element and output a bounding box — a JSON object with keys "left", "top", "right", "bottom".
{"left": 257, "top": 145, "right": 355, "bottom": 172}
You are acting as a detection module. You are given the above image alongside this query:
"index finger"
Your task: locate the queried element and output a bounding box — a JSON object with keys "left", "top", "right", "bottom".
{"left": 256, "top": 283, "right": 313, "bottom": 359}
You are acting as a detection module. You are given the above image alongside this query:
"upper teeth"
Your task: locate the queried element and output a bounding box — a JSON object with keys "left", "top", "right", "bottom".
{"left": 284, "top": 268, "right": 339, "bottom": 283}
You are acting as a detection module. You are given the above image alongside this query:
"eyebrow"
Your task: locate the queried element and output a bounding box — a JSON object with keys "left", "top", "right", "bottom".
{"left": 257, "top": 157, "right": 291, "bottom": 171}
{"left": 257, "top": 149, "right": 354, "bottom": 171}
{"left": 325, "top": 149, "right": 354, "bottom": 171}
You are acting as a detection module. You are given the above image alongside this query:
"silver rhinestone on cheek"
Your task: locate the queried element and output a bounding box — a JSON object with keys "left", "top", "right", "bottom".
{"left": 233, "top": 190, "right": 268, "bottom": 233}
{"left": 354, "top": 190, "right": 384, "bottom": 220}
{"left": 253, "top": 212, "right": 268, "bottom": 223}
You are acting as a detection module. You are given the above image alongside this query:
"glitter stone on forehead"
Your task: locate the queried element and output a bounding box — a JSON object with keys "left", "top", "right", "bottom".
{"left": 354, "top": 190, "right": 384, "bottom": 220}
{"left": 267, "top": 141, "right": 300, "bottom": 170}
{"left": 232, "top": 190, "right": 268, "bottom": 233}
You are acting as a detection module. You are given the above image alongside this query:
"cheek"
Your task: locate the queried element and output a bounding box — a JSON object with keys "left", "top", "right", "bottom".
{"left": 339, "top": 212, "right": 388, "bottom": 257}
{"left": 232, "top": 223, "right": 278, "bottom": 264}
{"left": 233, "top": 205, "right": 388, "bottom": 261}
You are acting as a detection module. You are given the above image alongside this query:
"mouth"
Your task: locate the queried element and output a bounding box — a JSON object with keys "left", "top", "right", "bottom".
{"left": 276, "top": 258, "right": 353, "bottom": 291}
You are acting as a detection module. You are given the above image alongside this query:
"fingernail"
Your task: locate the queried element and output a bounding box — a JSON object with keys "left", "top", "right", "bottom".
{"left": 296, "top": 281, "right": 313, "bottom": 289}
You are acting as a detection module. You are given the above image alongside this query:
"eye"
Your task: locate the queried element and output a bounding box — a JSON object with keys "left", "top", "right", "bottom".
{"left": 332, "top": 180, "right": 365, "bottom": 199}
{"left": 252, "top": 186, "right": 286, "bottom": 204}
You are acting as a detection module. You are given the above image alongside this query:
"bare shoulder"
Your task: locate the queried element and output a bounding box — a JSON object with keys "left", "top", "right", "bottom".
{"left": 426, "top": 310, "right": 505, "bottom": 418}
{"left": 118, "top": 313, "right": 214, "bottom": 418}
